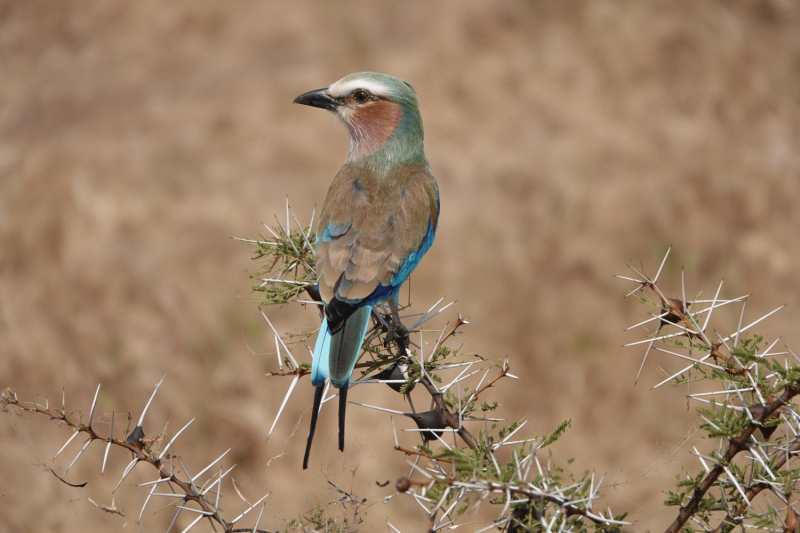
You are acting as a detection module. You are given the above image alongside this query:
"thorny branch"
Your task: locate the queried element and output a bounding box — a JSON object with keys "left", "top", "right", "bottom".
{"left": 710, "top": 438, "right": 800, "bottom": 532}
{"left": 393, "top": 445, "right": 453, "bottom": 463}
{"left": 621, "top": 247, "right": 800, "bottom": 533}
{"left": 0, "top": 390, "right": 270, "bottom": 533}
{"left": 470, "top": 365, "right": 511, "bottom": 406}
{"left": 396, "top": 475, "right": 620, "bottom": 526}
{"left": 664, "top": 383, "right": 800, "bottom": 533}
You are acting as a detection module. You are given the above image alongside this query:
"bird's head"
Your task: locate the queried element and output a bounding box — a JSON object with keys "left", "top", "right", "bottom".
{"left": 294, "top": 72, "right": 425, "bottom": 164}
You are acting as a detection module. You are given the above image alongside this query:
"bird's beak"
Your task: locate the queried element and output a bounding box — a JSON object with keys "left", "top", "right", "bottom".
{"left": 293, "top": 88, "right": 341, "bottom": 111}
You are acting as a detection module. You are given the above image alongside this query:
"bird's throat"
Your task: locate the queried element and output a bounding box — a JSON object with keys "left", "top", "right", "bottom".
{"left": 345, "top": 101, "right": 422, "bottom": 165}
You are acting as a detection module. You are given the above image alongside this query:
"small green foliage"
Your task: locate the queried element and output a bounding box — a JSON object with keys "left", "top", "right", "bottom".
{"left": 498, "top": 421, "right": 520, "bottom": 440}
{"left": 431, "top": 346, "right": 454, "bottom": 363}
{"left": 540, "top": 419, "right": 571, "bottom": 448}
{"left": 665, "top": 470, "right": 707, "bottom": 508}
{"left": 297, "top": 502, "right": 336, "bottom": 530}
{"left": 245, "top": 226, "right": 316, "bottom": 307}
{"left": 664, "top": 490, "right": 684, "bottom": 507}
{"left": 696, "top": 400, "right": 748, "bottom": 438}
{"left": 253, "top": 281, "right": 310, "bottom": 307}
{"left": 752, "top": 504, "right": 783, "bottom": 530}
{"left": 769, "top": 357, "right": 800, "bottom": 384}
{"left": 729, "top": 335, "right": 763, "bottom": 365}
{"left": 480, "top": 400, "right": 499, "bottom": 412}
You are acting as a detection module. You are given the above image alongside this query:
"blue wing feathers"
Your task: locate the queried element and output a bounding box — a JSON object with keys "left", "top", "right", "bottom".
{"left": 390, "top": 219, "right": 436, "bottom": 288}
{"left": 320, "top": 221, "right": 352, "bottom": 243}
{"left": 314, "top": 216, "right": 437, "bottom": 311}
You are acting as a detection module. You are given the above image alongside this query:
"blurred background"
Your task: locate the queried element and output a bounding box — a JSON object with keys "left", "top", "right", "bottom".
{"left": 2, "top": 1, "right": 799, "bottom": 530}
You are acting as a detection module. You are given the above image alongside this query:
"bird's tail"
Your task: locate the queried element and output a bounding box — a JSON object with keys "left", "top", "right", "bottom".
{"left": 303, "top": 316, "right": 332, "bottom": 470}
{"left": 338, "top": 382, "right": 348, "bottom": 452}
{"left": 329, "top": 306, "right": 372, "bottom": 452}
{"left": 328, "top": 306, "right": 372, "bottom": 388}
{"left": 303, "top": 305, "right": 372, "bottom": 467}
{"left": 302, "top": 385, "right": 324, "bottom": 470}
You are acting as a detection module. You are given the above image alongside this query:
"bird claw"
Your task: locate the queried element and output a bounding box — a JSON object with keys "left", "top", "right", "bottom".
{"left": 382, "top": 317, "right": 410, "bottom": 356}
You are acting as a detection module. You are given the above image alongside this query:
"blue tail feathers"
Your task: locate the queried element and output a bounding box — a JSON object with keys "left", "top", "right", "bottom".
{"left": 310, "top": 317, "right": 331, "bottom": 386}
{"left": 302, "top": 385, "right": 324, "bottom": 470}
{"left": 328, "top": 306, "right": 372, "bottom": 387}
{"left": 303, "top": 305, "right": 373, "bottom": 468}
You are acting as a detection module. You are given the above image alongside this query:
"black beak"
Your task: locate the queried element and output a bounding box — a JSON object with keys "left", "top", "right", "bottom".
{"left": 293, "top": 88, "right": 341, "bottom": 111}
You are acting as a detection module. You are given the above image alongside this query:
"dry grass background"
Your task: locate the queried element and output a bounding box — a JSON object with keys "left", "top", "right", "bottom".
{"left": 1, "top": 1, "right": 800, "bottom": 531}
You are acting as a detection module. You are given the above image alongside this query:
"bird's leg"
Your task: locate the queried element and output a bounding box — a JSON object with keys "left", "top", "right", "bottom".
{"left": 386, "top": 298, "right": 410, "bottom": 356}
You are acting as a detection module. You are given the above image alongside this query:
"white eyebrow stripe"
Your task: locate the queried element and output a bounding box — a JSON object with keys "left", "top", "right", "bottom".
{"left": 328, "top": 78, "right": 391, "bottom": 98}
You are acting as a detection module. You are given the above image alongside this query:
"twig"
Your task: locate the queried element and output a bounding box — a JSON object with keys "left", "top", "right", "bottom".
{"left": 0, "top": 396, "right": 254, "bottom": 532}
{"left": 664, "top": 382, "right": 800, "bottom": 532}
{"left": 393, "top": 445, "right": 453, "bottom": 463}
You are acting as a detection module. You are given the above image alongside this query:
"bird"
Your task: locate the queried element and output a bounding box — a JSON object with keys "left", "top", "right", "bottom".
{"left": 293, "top": 72, "right": 440, "bottom": 469}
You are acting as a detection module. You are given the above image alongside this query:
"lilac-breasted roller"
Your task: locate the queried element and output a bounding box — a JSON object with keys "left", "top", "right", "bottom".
{"left": 293, "top": 72, "right": 439, "bottom": 469}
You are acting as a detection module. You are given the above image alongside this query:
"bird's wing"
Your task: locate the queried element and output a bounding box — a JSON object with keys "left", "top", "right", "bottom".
{"left": 316, "top": 163, "right": 439, "bottom": 328}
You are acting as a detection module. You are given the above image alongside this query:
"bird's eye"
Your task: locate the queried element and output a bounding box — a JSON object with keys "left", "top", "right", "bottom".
{"left": 354, "top": 90, "right": 369, "bottom": 103}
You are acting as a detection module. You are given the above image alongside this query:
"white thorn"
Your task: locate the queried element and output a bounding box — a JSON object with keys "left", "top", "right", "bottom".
{"left": 159, "top": 418, "right": 196, "bottom": 460}
{"left": 266, "top": 376, "right": 300, "bottom": 441}
{"left": 88, "top": 383, "right": 101, "bottom": 429}
{"left": 137, "top": 376, "right": 166, "bottom": 428}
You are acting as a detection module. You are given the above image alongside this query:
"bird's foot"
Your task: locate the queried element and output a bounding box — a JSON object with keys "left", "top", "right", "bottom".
{"left": 382, "top": 318, "right": 410, "bottom": 356}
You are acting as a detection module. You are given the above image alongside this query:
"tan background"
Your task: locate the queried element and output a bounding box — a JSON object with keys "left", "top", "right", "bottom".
{"left": 1, "top": 1, "right": 799, "bottom": 531}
